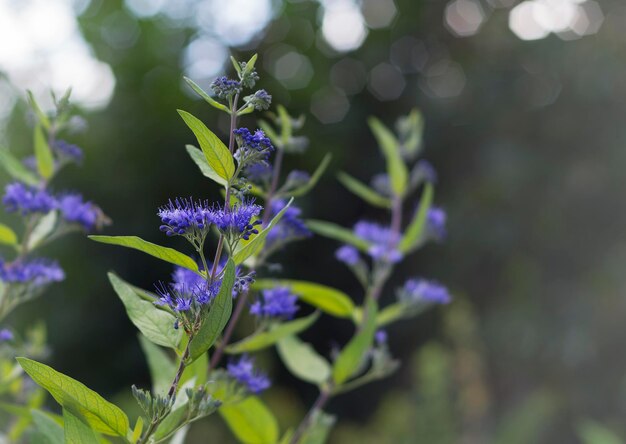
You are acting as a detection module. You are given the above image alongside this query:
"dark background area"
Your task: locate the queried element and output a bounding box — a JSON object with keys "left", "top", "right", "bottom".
{"left": 2, "top": 0, "right": 625, "bottom": 442}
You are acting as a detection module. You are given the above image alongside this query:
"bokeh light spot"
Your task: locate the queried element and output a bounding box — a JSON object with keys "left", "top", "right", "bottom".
{"left": 368, "top": 63, "right": 406, "bottom": 101}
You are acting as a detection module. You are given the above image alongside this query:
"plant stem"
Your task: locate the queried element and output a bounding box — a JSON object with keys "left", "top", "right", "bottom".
{"left": 288, "top": 389, "right": 331, "bottom": 444}
{"left": 208, "top": 288, "right": 249, "bottom": 370}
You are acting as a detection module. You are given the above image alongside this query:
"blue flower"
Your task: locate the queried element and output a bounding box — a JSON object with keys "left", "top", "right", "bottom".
{"left": 158, "top": 198, "right": 215, "bottom": 237}
{"left": 57, "top": 194, "right": 100, "bottom": 230}
{"left": 213, "top": 200, "right": 262, "bottom": 241}
{"left": 0, "top": 329, "right": 13, "bottom": 342}
{"left": 53, "top": 140, "right": 83, "bottom": 164}
{"left": 375, "top": 329, "right": 387, "bottom": 345}
{"left": 0, "top": 258, "right": 64, "bottom": 286}
{"left": 227, "top": 355, "right": 271, "bottom": 394}
{"left": 353, "top": 221, "right": 402, "bottom": 263}
{"left": 233, "top": 128, "right": 274, "bottom": 168}
{"left": 265, "top": 199, "right": 311, "bottom": 249}
{"left": 244, "top": 163, "right": 272, "bottom": 183}
{"left": 335, "top": 245, "right": 360, "bottom": 266}
{"left": 426, "top": 207, "right": 446, "bottom": 241}
{"left": 171, "top": 267, "right": 206, "bottom": 294}
{"left": 414, "top": 160, "right": 437, "bottom": 184}
{"left": 3, "top": 183, "right": 56, "bottom": 215}
{"left": 211, "top": 76, "right": 242, "bottom": 99}
{"left": 250, "top": 286, "right": 298, "bottom": 319}
{"left": 243, "top": 89, "right": 272, "bottom": 111}
{"left": 399, "top": 278, "right": 451, "bottom": 304}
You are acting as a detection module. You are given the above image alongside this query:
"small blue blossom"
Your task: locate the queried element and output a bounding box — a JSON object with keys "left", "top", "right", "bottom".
{"left": 265, "top": 199, "right": 311, "bottom": 249}
{"left": 250, "top": 287, "right": 298, "bottom": 319}
{"left": 0, "top": 258, "right": 64, "bottom": 286}
{"left": 233, "top": 128, "right": 274, "bottom": 168}
{"left": 375, "top": 330, "right": 387, "bottom": 345}
{"left": 3, "top": 183, "right": 56, "bottom": 215}
{"left": 399, "top": 278, "right": 451, "bottom": 304}
{"left": 426, "top": 207, "right": 447, "bottom": 241}
{"left": 211, "top": 76, "right": 242, "bottom": 99}
{"left": 213, "top": 200, "right": 262, "bottom": 241}
{"left": 283, "top": 170, "right": 310, "bottom": 191}
{"left": 57, "top": 194, "right": 100, "bottom": 230}
{"left": 171, "top": 267, "right": 206, "bottom": 295}
{"left": 414, "top": 160, "right": 437, "bottom": 184}
{"left": 244, "top": 163, "right": 272, "bottom": 183}
{"left": 354, "top": 221, "right": 402, "bottom": 263}
{"left": 227, "top": 355, "right": 270, "bottom": 394}
{"left": 53, "top": 140, "right": 83, "bottom": 164}
{"left": 0, "top": 329, "right": 13, "bottom": 342}
{"left": 158, "top": 198, "right": 214, "bottom": 237}
{"left": 244, "top": 89, "right": 272, "bottom": 111}
{"left": 335, "top": 245, "right": 360, "bottom": 266}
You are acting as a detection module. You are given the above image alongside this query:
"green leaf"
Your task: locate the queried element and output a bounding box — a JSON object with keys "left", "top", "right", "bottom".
{"left": 109, "top": 273, "right": 182, "bottom": 349}
{"left": 219, "top": 396, "right": 279, "bottom": 444}
{"left": 63, "top": 409, "right": 101, "bottom": 444}
{"left": 332, "top": 297, "right": 378, "bottom": 384}
{"left": 276, "top": 335, "right": 331, "bottom": 385}
{"left": 230, "top": 56, "right": 242, "bottom": 76}
{"left": 277, "top": 105, "right": 292, "bottom": 144}
{"left": 398, "top": 183, "right": 433, "bottom": 253}
{"left": 306, "top": 220, "right": 370, "bottom": 252}
{"left": 301, "top": 411, "right": 336, "bottom": 444}
{"left": 138, "top": 335, "right": 176, "bottom": 394}
{"left": 28, "top": 211, "right": 58, "bottom": 250}
{"left": 183, "top": 77, "right": 229, "bottom": 113}
{"left": 368, "top": 117, "right": 408, "bottom": 196}
{"left": 376, "top": 302, "right": 405, "bottom": 327}
{"left": 90, "top": 236, "right": 200, "bottom": 273}
{"left": 337, "top": 172, "right": 392, "bottom": 208}
{"left": 31, "top": 409, "right": 64, "bottom": 444}
{"left": 189, "top": 259, "right": 235, "bottom": 362}
{"left": 233, "top": 198, "right": 293, "bottom": 265}
{"left": 289, "top": 154, "right": 332, "bottom": 197}
{"left": 34, "top": 125, "right": 54, "bottom": 179}
{"left": 17, "top": 358, "right": 130, "bottom": 437}
{"left": 226, "top": 312, "right": 320, "bottom": 354}
{"left": 253, "top": 280, "right": 355, "bottom": 318}
{"left": 578, "top": 420, "right": 624, "bottom": 444}
{"left": 27, "top": 91, "right": 51, "bottom": 129}
{"left": 178, "top": 110, "right": 234, "bottom": 180}
{"left": 0, "top": 148, "right": 40, "bottom": 185}
{"left": 0, "top": 223, "right": 18, "bottom": 246}
{"left": 185, "top": 144, "right": 228, "bottom": 186}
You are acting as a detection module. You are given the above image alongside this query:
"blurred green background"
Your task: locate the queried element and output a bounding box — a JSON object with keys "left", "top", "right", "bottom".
{"left": 1, "top": 0, "right": 624, "bottom": 442}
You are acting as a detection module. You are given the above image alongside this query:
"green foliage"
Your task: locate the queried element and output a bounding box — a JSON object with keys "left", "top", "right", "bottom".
{"left": 90, "top": 236, "right": 200, "bottom": 273}
{"left": 183, "top": 77, "right": 229, "bottom": 113}
{"left": 0, "top": 148, "right": 40, "bottom": 186}
{"left": 337, "top": 172, "right": 392, "bottom": 208}
{"left": 277, "top": 335, "right": 331, "bottom": 385}
{"left": 0, "top": 223, "right": 18, "bottom": 246}
{"left": 177, "top": 110, "right": 235, "bottom": 181}
{"left": 300, "top": 411, "right": 336, "bottom": 444}
{"left": 253, "top": 279, "right": 355, "bottom": 318}
{"left": 26, "top": 90, "right": 51, "bottom": 130}
{"left": 33, "top": 125, "right": 54, "bottom": 180}
{"left": 398, "top": 183, "right": 433, "bottom": 253}
{"left": 17, "top": 358, "right": 130, "bottom": 437}
{"left": 289, "top": 154, "right": 332, "bottom": 197}
{"left": 306, "top": 220, "right": 370, "bottom": 252}
{"left": 28, "top": 211, "right": 58, "bottom": 250}
{"left": 219, "top": 396, "right": 279, "bottom": 444}
{"left": 138, "top": 335, "right": 176, "bottom": 394}
{"left": 225, "top": 311, "right": 320, "bottom": 354}
{"left": 185, "top": 144, "right": 228, "bottom": 186}
{"left": 109, "top": 272, "right": 183, "bottom": 349}
{"left": 578, "top": 420, "right": 624, "bottom": 444}
{"left": 189, "top": 259, "right": 236, "bottom": 362}
{"left": 31, "top": 409, "right": 64, "bottom": 444}
{"left": 63, "top": 409, "right": 101, "bottom": 444}
{"left": 368, "top": 117, "right": 408, "bottom": 197}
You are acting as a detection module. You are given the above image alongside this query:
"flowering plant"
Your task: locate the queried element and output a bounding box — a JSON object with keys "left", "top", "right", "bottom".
{"left": 0, "top": 90, "right": 107, "bottom": 439}
{"left": 13, "top": 55, "right": 450, "bottom": 443}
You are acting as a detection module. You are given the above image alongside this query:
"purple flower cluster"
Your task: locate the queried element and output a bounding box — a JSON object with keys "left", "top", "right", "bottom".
{"left": 53, "top": 140, "right": 83, "bottom": 164}
{"left": 243, "top": 89, "right": 272, "bottom": 111}
{"left": 250, "top": 287, "right": 299, "bottom": 319}
{"left": 0, "top": 329, "right": 14, "bottom": 342}
{"left": 427, "top": 207, "right": 447, "bottom": 241}
{"left": 0, "top": 258, "right": 64, "bottom": 286}
{"left": 155, "top": 277, "right": 221, "bottom": 313}
{"left": 210, "top": 76, "right": 242, "bottom": 99}
{"left": 227, "top": 355, "right": 271, "bottom": 394}
{"left": 244, "top": 163, "right": 272, "bottom": 183}
{"left": 158, "top": 198, "right": 214, "bottom": 237}
{"left": 3, "top": 183, "right": 55, "bottom": 215}
{"left": 213, "top": 200, "right": 263, "bottom": 241}
{"left": 354, "top": 221, "right": 402, "bottom": 263}
{"left": 233, "top": 128, "right": 274, "bottom": 167}
{"left": 265, "top": 199, "right": 311, "bottom": 249}
{"left": 335, "top": 245, "right": 360, "bottom": 266}
{"left": 399, "top": 278, "right": 451, "bottom": 305}
{"left": 57, "top": 194, "right": 100, "bottom": 230}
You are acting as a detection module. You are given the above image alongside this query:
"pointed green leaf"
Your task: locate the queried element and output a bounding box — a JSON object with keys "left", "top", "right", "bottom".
{"left": 17, "top": 358, "right": 130, "bottom": 437}
{"left": 219, "top": 396, "right": 279, "bottom": 444}
{"left": 0, "top": 148, "right": 40, "bottom": 185}
{"left": 337, "top": 172, "right": 392, "bottom": 208}
{"left": 183, "top": 77, "right": 229, "bottom": 113}
{"left": 178, "top": 110, "right": 234, "bottom": 180}
{"left": 31, "top": 409, "right": 64, "bottom": 444}
{"left": 376, "top": 302, "right": 406, "bottom": 327}
{"left": 63, "top": 409, "right": 101, "bottom": 444}
{"left": 230, "top": 56, "right": 242, "bottom": 76}
{"left": 189, "top": 259, "right": 235, "bottom": 362}
{"left": 138, "top": 335, "right": 176, "bottom": 393}
{"left": 27, "top": 91, "right": 51, "bottom": 129}
{"left": 90, "top": 236, "right": 199, "bottom": 273}
{"left": 0, "top": 223, "right": 18, "bottom": 246}
{"left": 253, "top": 280, "right": 355, "bottom": 318}
{"left": 226, "top": 312, "right": 320, "bottom": 354}
{"left": 306, "top": 219, "right": 370, "bottom": 252}
{"left": 398, "top": 183, "right": 433, "bottom": 253}
{"left": 277, "top": 335, "right": 331, "bottom": 385}
{"left": 368, "top": 117, "right": 408, "bottom": 196}
{"left": 289, "top": 154, "right": 332, "bottom": 197}
{"left": 109, "top": 273, "right": 182, "bottom": 349}
{"left": 185, "top": 144, "right": 228, "bottom": 186}
{"left": 34, "top": 125, "right": 54, "bottom": 179}
{"left": 28, "top": 211, "right": 58, "bottom": 250}
{"left": 332, "top": 297, "right": 378, "bottom": 384}
{"left": 301, "top": 411, "right": 336, "bottom": 444}
{"left": 233, "top": 198, "right": 293, "bottom": 265}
